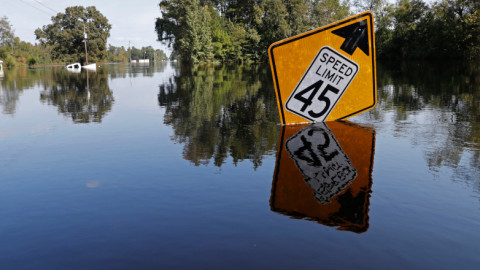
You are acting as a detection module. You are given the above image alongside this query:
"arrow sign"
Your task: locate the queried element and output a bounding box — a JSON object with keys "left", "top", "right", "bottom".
{"left": 332, "top": 20, "right": 369, "bottom": 56}
{"left": 269, "top": 11, "right": 376, "bottom": 125}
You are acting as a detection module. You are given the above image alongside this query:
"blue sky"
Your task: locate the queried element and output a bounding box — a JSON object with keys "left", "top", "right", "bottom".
{"left": 1, "top": 0, "right": 168, "bottom": 52}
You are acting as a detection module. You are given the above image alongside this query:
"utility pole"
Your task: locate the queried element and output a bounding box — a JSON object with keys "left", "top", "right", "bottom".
{"left": 84, "top": 25, "right": 89, "bottom": 65}
{"left": 129, "top": 40, "right": 131, "bottom": 63}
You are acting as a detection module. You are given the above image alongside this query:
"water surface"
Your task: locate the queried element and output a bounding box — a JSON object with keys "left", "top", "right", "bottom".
{"left": 1, "top": 61, "right": 479, "bottom": 269}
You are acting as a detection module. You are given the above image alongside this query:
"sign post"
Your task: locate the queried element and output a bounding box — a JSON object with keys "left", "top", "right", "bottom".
{"left": 269, "top": 12, "right": 376, "bottom": 125}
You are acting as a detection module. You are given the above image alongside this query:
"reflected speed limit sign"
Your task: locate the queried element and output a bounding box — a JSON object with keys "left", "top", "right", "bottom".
{"left": 269, "top": 12, "right": 376, "bottom": 125}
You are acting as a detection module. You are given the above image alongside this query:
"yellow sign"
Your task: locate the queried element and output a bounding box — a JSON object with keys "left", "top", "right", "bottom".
{"left": 268, "top": 12, "right": 376, "bottom": 125}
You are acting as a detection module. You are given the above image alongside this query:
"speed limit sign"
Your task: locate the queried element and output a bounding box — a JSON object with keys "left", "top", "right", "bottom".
{"left": 269, "top": 12, "right": 376, "bottom": 125}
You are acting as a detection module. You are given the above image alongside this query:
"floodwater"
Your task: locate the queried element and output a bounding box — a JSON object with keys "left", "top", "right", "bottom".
{"left": 0, "top": 61, "right": 479, "bottom": 269}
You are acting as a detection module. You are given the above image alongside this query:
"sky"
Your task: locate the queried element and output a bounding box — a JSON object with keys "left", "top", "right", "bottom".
{"left": 1, "top": 0, "right": 169, "bottom": 53}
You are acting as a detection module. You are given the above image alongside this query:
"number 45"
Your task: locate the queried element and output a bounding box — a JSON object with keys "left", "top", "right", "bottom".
{"left": 293, "top": 79, "right": 340, "bottom": 119}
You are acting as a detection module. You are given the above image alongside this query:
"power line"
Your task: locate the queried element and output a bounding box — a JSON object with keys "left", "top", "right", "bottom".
{"left": 32, "top": 0, "right": 59, "bottom": 14}
{"left": 18, "top": 0, "right": 55, "bottom": 17}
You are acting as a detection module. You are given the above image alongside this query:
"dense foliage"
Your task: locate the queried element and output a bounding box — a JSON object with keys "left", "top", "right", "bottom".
{"left": 156, "top": 0, "right": 351, "bottom": 63}
{"left": 35, "top": 6, "right": 112, "bottom": 64}
{"left": 0, "top": 16, "right": 52, "bottom": 67}
{"left": 0, "top": 16, "right": 14, "bottom": 48}
{"left": 106, "top": 45, "right": 168, "bottom": 63}
{"left": 156, "top": 0, "right": 480, "bottom": 62}
{"left": 376, "top": 0, "right": 480, "bottom": 60}
{"left": 2, "top": 1, "right": 479, "bottom": 66}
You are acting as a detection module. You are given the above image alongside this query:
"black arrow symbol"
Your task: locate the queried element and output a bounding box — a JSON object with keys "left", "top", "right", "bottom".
{"left": 332, "top": 20, "right": 369, "bottom": 56}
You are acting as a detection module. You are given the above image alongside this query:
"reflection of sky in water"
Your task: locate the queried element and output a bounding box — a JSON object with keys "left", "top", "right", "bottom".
{"left": 352, "top": 88, "right": 480, "bottom": 191}
{"left": 0, "top": 63, "right": 479, "bottom": 269}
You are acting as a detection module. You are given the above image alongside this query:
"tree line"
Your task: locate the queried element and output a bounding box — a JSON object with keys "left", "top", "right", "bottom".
{"left": 107, "top": 45, "right": 168, "bottom": 63}
{"left": 2, "top": 1, "right": 478, "bottom": 67}
{"left": 376, "top": 0, "right": 480, "bottom": 60}
{"left": 156, "top": 0, "right": 349, "bottom": 63}
{"left": 156, "top": 0, "right": 480, "bottom": 63}
{"left": 0, "top": 16, "right": 51, "bottom": 67}
{"left": 0, "top": 7, "right": 167, "bottom": 67}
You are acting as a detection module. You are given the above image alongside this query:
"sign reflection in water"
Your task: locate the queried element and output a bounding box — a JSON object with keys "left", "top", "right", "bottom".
{"left": 271, "top": 121, "right": 375, "bottom": 233}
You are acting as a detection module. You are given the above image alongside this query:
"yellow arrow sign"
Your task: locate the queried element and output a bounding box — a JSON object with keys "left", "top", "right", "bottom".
{"left": 268, "top": 11, "right": 376, "bottom": 125}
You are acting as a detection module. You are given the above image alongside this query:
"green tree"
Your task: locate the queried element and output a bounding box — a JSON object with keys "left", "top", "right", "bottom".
{"left": 142, "top": 46, "right": 154, "bottom": 61}
{"left": 353, "top": 0, "right": 387, "bottom": 32}
{"left": 375, "top": 3, "right": 395, "bottom": 58}
{"left": 353, "top": 0, "right": 386, "bottom": 14}
{"left": 184, "top": 4, "right": 214, "bottom": 62}
{"left": 35, "top": 6, "right": 111, "bottom": 64}
{"left": 223, "top": 0, "right": 263, "bottom": 27}
{"left": 391, "top": 0, "right": 428, "bottom": 58}
{"left": 210, "top": 13, "right": 231, "bottom": 60}
{"left": 310, "top": 0, "right": 351, "bottom": 28}
{"left": 284, "top": 0, "right": 310, "bottom": 35}
{"left": 107, "top": 45, "right": 128, "bottom": 62}
{"left": 130, "top": 46, "right": 143, "bottom": 60}
{"left": 125, "top": 46, "right": 167, "bottom": 62}
{"left": 258, "top": 0, "right": 291, "bottom": 53}
{"left": 433, "top": 0, "right": 480, "bottom": 59}
{"left": 0, "top": 16, "right": 15, "bottom": 48}
{"left": 156, "top": 49, "right": 168, "bottom": 61}
{"left": 155, "top": 0, "right": 352, "bottom": 62}
{"left": 156, "top": 0, "right": 213, "bottom": 63}
{"left": 376, "top": 0, "right": 480, "bottom": 60}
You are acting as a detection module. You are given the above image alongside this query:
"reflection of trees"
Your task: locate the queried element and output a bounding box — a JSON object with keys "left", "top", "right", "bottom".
{"left": 1, "top": 63, "right": 165, "bottom": 117}
{"left": 104, "top": 62, "right": 166, "bottom": 79}
{"left": 158, "top": 64, "right": 279, "bottom": 168}
{"left": 0, "top": 68, "right": 46, "bottom": 114}
{"left": 40, "top": 68, "right": 114, "bottom": 123}
{"left": 0, "top": 81, "right": 19, "bottom": 114}
{"left": 366, "top": 61, "right": 480, "bottom": 188}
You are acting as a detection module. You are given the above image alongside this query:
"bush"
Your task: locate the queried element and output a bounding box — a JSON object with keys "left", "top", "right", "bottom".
{"left": 5, "top": 56, "right": 16, "bottom": 67}
{"left": 28, "top": 57, "right": 36, "bottom": 67}
{"left": 0, "top": 47, "right": 8, "bottom": 59}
